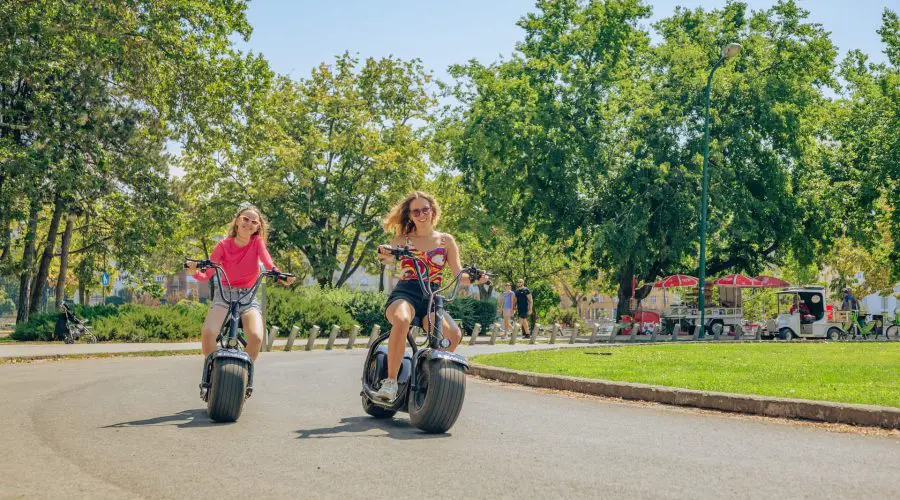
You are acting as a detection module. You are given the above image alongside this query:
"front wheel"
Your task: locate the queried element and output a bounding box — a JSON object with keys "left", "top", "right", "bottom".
{"left": 207, "top": 357, "right": 249, "bottom": 423}
{"left": 779, "top": 328, "right": 794, "bottom": 341}
{"left": 409, "top": 359, "right": 466, "bottom": 434}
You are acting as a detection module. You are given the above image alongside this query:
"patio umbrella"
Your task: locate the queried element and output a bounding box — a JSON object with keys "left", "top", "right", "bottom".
{"left": 710, "top": 274, "right": 758, "bottom": 287}
{"left": 753, "top": 276, "right": 790, "bottom": 288}
{"left": 653, "top": 274, "right": 699, "bottom": 288}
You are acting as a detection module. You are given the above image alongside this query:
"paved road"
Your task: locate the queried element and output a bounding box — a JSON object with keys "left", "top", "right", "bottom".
{"left": 1, "top": 345, "right": 898, "bottom": 499}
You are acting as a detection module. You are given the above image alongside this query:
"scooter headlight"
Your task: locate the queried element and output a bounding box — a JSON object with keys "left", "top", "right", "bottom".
{"left": 439, "top": 338, "right": 451, "bottom": 349}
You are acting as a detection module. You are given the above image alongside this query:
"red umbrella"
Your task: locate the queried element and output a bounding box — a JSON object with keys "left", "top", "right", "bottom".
{"left": 653, "top": 274, "right": 699, "bottom": 288}
{"left": 710, "top": 274, "right": 757, "bottom": 287}
{"left": 753, "top": 276, "right": 790, "bottom": 288}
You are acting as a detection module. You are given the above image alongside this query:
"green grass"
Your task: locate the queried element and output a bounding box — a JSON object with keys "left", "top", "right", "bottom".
{"left": 473, "top": 343, "right": 900, "bottom": 408}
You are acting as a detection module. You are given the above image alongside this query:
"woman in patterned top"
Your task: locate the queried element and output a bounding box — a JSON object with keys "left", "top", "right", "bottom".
{"left": 373, "top": 191, "right": 486, "bottom": 402}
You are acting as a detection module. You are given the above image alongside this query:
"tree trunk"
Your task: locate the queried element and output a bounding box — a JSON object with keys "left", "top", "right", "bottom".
{"left": 0, "top": 215, "right": 9, "bottom": 265}
{"left": 30, "top": 196, "right": 64, "bottom": 314}
{"left": 615, "top": 266, "right": 635, "bottom": 321}
{"left": 55, "top": 214, "right": 75, "bottom": 310}
{"left": 78, "top": 282, "right": 86, "bottom": 305}
{"left": 15, "top": 200, "right": 40, "bottom": 324}
{"left": 378, "top": 264, "right": 385, "bottom": 292}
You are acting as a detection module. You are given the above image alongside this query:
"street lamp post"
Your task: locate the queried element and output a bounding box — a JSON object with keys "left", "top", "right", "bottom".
{"left": 697, "top": 42, "right": 741, "bottom": 339}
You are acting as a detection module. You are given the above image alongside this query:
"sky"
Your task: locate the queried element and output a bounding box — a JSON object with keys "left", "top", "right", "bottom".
{"left": 233, "top": 0, "right": 893, "bottom": 82}
{"left": 171, "top": 0, "right": 893, "bottom": 176}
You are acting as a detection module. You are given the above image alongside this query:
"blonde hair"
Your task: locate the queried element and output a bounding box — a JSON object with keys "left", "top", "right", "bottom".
{"left": 383, "top": 191, "right": 441, "bottom": 236}
{"left": 228, "top": 204, "right": 268, "bottom": 241}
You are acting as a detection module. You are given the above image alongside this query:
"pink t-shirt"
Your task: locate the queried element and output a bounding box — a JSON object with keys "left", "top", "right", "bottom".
{"left": 193, "top": 235, "right": 276, "bottom": 288}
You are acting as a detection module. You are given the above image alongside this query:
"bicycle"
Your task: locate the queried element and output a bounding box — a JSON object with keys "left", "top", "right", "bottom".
{"left": 876, "top": 309, "right": 899, "bottom": 340}
{"left": 845, "top": 310, "right": 877, "bottom": 341}
{"left": 184, "top": 258, "right": 293, "bottom": 422}
{"left": 360, "top": 245, "right": 493, "bottom": 433}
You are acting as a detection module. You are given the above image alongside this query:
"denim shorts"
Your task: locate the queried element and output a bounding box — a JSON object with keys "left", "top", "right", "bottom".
{"left": 212, "top": 286, "right": 262, "bottom": 316}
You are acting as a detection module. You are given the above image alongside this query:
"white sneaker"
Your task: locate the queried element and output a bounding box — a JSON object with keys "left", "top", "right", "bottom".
{"left": 373, "top": 379, "right": 398, "bottom": 402}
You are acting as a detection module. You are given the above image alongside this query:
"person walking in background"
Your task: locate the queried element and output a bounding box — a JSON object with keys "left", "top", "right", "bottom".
{"left": 841, "top": 287, "right": 859, "bottom": 311}
{"left": 512, "top": 278, "right": 533, "bottom": 338}
{"left": 500, "top": 283, "right": 515, "bottom": 332}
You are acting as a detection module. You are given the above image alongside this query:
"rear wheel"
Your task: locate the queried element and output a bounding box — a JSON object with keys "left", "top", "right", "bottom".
{"left": 361, "top": 348, "right": 396, "bottom": 419}
{"left": 827, "top": 327, "right": 842, "bottom": 341}
{"left": 885, "top": 324, "right": 899, "bottom": 340}
{"left": 409, "top": 359, "right": 466, "bottom": 434}
{"left": 361, "top": 394, "right": 397, "bottom": 419}
{"left": 207, "top": 357, "right": 249, "bottom": 423}
{"left": 707, "top": 320, "right": 724, "bottom": 338}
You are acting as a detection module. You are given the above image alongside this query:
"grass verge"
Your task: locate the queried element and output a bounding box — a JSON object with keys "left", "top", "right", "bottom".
{"left": 473, "top": 343, "right": 900, "bottom": 408}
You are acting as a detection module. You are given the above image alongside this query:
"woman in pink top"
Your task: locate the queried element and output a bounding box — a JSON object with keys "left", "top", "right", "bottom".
{"left": 186, "top": 205, "right": 295, "bottom": 361}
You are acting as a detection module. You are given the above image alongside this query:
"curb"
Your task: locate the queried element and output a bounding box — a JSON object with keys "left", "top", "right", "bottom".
{"left": 469, "top": 363, "right": 900, "bottom": 429}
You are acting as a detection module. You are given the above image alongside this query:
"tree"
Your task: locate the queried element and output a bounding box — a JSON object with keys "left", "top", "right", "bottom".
{"left": 824, "top": 9, "right": 899, "bottom": 279}
{"left": 221, "top": 54, "right": 439, "bottom": 287}
{"left": 446, "top": 0, "right": 842, "bottom": 319}
{"left": 1, "top": 0, "right": 270, "bottom": 322}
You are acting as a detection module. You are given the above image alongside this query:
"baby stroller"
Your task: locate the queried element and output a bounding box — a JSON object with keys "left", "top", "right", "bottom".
{"left": 55, "top": 302, "right": 97, "bottom": 344}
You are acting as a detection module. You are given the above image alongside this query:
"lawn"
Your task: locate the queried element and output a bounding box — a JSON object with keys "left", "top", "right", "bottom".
{"left": 473, "top": 343, "right": 900, "bottom": 408}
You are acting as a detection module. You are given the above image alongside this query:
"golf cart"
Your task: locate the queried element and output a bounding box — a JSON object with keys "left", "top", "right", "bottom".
{"left": 767, "top": 286, "right": 837, "bottom": 340}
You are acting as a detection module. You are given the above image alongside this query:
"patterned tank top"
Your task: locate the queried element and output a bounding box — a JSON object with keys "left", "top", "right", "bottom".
{"left": 399, "top": 233, "right": 448, "bottom": 285}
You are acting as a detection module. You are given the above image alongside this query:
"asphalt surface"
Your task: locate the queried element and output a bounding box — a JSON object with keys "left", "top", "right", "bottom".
{"left": 1, "top": 345, "right": 898, "bottom": 499}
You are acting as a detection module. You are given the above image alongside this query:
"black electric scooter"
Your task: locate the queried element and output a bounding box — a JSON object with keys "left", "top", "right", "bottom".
{"left": 185, "top": 258, "right": 293, "bottom": 423}
{"left": 360, "top": 246, "right": 492, "bottom": 433}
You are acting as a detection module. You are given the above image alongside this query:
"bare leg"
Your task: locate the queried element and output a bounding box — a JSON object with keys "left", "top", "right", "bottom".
{"left": 424, "top": 312, "right": 462, "bottom": 351}
{"left": 518, "top": 316, "right": 531, "bottom": 337}
{"left": 201, "top": 306, "right": 228, "bottom": 357}
{"left": 240, "top": 308, "right": 265, "bottom": 361}
{"left": 385, "top": 300, "right": 414, "bottom": 380}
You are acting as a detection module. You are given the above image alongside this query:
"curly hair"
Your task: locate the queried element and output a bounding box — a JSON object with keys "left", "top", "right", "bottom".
{"left": 228, "top": 204, "right": 269, "bottom": 241}
{"left": 383, "top": 191, "right": 441, "bottom": 236}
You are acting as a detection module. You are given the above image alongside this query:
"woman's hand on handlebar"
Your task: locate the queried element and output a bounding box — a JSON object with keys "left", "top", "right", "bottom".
{"left": 377, "top": 244, "right": 395, "bottom": 263}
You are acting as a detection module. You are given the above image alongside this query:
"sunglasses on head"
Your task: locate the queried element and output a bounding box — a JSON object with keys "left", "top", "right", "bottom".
{"left": 240, "top": 215, "right": 260, "bottom": 226}
{"left": 410, "top": 206, "right": 432, "bottom": 218}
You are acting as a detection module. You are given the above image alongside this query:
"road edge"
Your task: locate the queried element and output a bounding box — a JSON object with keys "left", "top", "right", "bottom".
{"left": 469, "top": 363, "right": 900, "bottom": 429}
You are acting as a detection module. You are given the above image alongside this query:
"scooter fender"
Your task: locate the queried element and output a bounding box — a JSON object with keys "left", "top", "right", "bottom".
{"left": 202, "top": 349, "right": 255, "bottom": 392}
{"left": 415, "top": 348, "right": 469, "bottom": 369}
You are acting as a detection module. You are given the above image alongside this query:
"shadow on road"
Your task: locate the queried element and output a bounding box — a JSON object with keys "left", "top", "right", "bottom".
{"left": 296, "top": 416, "right": 449, "bottom": 440}
{"left": 103, "top": 409, "right": 223, "bottom": 429}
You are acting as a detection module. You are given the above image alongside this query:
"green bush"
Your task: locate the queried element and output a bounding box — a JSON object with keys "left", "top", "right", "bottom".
{"left": 544, "top": 306, "right": 581, "bottom": 327}
{"left": 11, "top": 303, "right": 208, "bottom": 342}
{"left": 12, "top": 312, "right": 59, "bottom": 341}
{"left": 266, "top": 287, "right": 357, "bottom": 336}
{"left": 446, "top": 297, "right": 497, "bottom": 335}
{"left": 91, "top": 303, "right": 208, "bottom": 342}
{"left": 11, "top": 303, "right": 124, "bottom": 341}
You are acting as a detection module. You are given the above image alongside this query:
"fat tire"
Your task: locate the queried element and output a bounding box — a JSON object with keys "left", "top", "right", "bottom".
{"left": 409, "top": 359, "right": 466, "bottom": 434}
{"left": 207, "top": 357, "right": 248, "bottom": 423}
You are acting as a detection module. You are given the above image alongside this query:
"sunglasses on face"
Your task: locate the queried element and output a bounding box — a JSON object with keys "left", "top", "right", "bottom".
{"left": 410, "top": 206, "right": 432, "bottom": 218}
{"left": 240, "top": 215, "right": 260, "bottom": 226}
